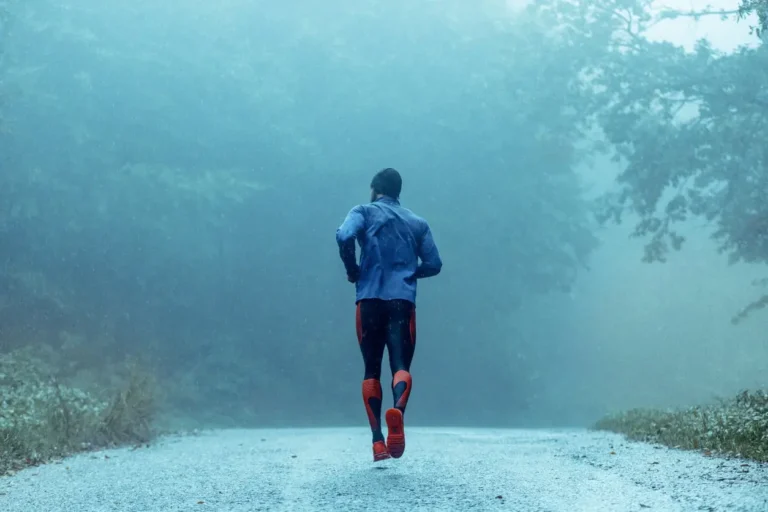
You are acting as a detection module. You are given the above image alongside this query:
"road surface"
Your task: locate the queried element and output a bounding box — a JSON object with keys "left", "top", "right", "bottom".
{"left": 1, "top": 428, "right": 766, "bottom": 511}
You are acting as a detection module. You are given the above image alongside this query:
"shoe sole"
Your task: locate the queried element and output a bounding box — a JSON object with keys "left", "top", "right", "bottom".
{"left": 385, "top": 408, "right": 405, "bottom": 458}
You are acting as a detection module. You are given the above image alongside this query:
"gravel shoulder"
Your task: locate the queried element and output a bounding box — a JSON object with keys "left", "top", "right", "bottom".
{"left": 1, "top": 427, "right": 766, "bottom": 511}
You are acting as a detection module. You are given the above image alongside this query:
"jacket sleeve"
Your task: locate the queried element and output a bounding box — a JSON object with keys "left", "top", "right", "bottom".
{"left": 335, "top": 205, "right": 365, "bottom": 276}
{"left": 415, "top": 223, "right": 442, "bottom": 279}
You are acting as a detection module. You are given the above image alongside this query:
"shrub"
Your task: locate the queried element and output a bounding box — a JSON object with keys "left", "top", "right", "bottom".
{"left": 0, "top": 349, "right": 157, "bottom": 476}
{"left": 594, "top": 390, "right": 768, "bottom": 462}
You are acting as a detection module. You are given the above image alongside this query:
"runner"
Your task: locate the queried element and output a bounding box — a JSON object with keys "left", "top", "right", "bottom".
{"left": 335, "top": 167, "right": 443, "bottom": 461}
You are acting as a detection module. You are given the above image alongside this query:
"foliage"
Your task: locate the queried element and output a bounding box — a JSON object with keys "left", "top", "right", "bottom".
{"left": 0, "top": 0, "right": 603, "bottom": 426}
{"left": 531, "top": 0, "right": 768, "bottom": 322}
{"left": 739, "top": 0, "right": 768, "bottom": 36}
{"left": 97, "top": 364, "right": 156, "bottom": 445}
{"left": 1, "top": 0, "right": 765, "bottom": 436}
{"left": 0, "top": 348, "right": 157, "bottom": 476}
{"left": 595, "top": 390, "right": 768, "bottom": 462}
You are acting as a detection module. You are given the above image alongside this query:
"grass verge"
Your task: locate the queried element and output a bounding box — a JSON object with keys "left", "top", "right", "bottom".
{"left": 0, "top": 350, "right": 158, "bottom": 476}
{"left": 594, "top": 390, "right": 768, "bottom": 462}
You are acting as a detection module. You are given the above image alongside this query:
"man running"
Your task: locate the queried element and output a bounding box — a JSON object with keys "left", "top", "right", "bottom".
{"left": 335, "top": 167, "right": 443, "bottom": 462}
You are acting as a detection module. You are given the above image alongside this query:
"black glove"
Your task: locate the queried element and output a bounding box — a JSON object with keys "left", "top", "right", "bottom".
{"left": 347, "top": 265, "right": 360, "bottom": 283}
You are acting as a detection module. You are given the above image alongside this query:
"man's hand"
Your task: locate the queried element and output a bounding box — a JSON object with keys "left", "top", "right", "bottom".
{"left": 347, "top": 266, "right": 360, "bottom": 283}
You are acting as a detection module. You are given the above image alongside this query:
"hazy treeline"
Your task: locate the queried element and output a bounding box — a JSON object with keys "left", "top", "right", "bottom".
{"left": 1, "top": 0, "right": 766, "bottom": 428}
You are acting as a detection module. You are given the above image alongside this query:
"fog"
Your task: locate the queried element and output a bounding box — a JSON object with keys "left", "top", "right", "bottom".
{"left": 1, "top": 0, "right": 765, "bottom": 433}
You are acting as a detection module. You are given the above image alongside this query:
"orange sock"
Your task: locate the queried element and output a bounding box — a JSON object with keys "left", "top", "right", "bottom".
{"left": 392, "top": 370, "right": 412, "bottom": 413}
{"left": 362, "top": 378, "right": 384, "bottom": 442}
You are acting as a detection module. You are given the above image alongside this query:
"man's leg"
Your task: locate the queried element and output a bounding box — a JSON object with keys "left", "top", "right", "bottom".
{"left": 356, "top": 300, "right": 389, "bottom": 461}
{"left": 384, "top": 299, "right": 416, "bottom": 459}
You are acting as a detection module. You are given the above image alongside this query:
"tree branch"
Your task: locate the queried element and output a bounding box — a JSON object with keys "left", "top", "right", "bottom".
{"left": 658, "top": 8, "right": 741, "bottom": 21}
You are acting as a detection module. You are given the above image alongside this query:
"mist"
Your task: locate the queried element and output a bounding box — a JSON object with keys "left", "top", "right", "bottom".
{"left": 2, "top": 0, "right": 766, "bottom": 436}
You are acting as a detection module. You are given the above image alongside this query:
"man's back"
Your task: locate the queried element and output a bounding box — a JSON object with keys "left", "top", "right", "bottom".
{"left": 336, "top": 196, "right": 442, "bottom": 304}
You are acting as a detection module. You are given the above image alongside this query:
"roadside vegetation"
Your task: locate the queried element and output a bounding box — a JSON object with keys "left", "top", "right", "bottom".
{"left": 595, "top": 391, "right": 768, "bottom": 462}
{"left": 0, "top": 348, "right": 157, "bottom": 477}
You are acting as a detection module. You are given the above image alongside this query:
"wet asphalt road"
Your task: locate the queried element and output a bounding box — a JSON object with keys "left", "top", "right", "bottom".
{"left": 1, "top": 427, "right": 767, "bottom": 511}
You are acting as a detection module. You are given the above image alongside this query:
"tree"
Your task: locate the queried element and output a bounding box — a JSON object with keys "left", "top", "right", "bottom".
{"left": 533, "top": 0, "right": 768, "bottom": 322}
{"left": 2, "top": 0, "right": 602, "bottom": 425}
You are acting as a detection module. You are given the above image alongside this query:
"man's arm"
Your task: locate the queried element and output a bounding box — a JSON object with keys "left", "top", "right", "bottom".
{"left": 415, "top": 224, "right": 442, "bottom": 279}
{"left": 336, "top": 205, "right": 365, "bottom": 281}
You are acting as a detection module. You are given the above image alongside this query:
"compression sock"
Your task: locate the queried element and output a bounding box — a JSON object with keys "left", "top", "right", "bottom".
{"left": 392, "top": 370, "right": 412, "bottom": 413}
{"left": 362, "top": 379, "right": 385, "bottom": 443}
